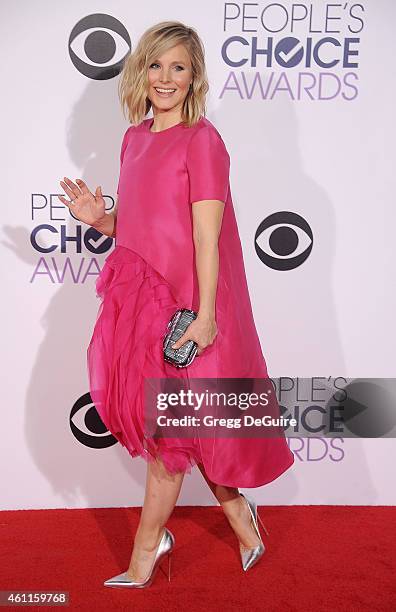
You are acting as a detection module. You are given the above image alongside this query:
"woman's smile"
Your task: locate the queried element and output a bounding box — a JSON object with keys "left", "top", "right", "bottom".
{"left": 153, "top": 86, "right": 177, "bottom": 97}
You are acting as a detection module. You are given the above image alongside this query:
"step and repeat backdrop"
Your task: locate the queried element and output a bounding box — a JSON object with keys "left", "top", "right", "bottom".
{"left": 2, "top": 1, "right": 395, "bottom": 510}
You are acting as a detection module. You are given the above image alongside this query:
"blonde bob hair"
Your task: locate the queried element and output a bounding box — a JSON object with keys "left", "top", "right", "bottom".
{"left": 118, "top": 21, "right": 209, "bottom": 127}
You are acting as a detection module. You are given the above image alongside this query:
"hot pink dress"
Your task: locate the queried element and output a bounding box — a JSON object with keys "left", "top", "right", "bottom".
{"left": 87, "top": 116, "right": 294, "bottom": 487}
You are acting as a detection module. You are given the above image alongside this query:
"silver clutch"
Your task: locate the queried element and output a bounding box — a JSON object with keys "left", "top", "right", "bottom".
{"left": 163, "top": 308, "right": 198, "bottom": 368}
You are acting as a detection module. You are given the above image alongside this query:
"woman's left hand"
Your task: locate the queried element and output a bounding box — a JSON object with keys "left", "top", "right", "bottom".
{"left": 171, "top": 313, "right": 217, "bottom": 356}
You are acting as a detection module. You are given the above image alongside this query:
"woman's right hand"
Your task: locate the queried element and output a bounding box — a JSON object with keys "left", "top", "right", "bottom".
{"left": 58, "top": 177, "right": 106, "bottom": 227}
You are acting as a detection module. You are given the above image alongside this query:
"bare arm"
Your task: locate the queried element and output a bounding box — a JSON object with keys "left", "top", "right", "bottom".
{"left": 171, "top": 199, "right": 225, "bottom": 355}
{"left": 192, "top": 199, "right": 225, "bottom": 319}
{"left": 92, "top": 195, "right": 119, "bottom": 237}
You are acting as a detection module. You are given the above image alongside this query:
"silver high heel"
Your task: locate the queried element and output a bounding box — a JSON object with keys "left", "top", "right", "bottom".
{"left": 239, "top": 492, "right": 270, "bottom": 572}
{"left": 104, "top": 527, "right": 175, "bottom": 588}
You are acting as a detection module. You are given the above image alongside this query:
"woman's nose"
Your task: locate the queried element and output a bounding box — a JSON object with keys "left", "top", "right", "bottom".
{"left": 159, "top": 69, "right": 172, "bottom": 82}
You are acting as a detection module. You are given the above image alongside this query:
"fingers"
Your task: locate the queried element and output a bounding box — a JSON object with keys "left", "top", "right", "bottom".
{"left": 57, "top": 194, "right": 73, "bottom": 208}
{"left": 171, "top": 333, "right": 193, "bottom": 350}
{"left": 171, "top": 333, "right": 203, "bottom": 355}
{"left": 75, "top": 178, "right": 90, "bottom": 195}
{"left": 60, "top": 176, "right": 81, "bottom": 200}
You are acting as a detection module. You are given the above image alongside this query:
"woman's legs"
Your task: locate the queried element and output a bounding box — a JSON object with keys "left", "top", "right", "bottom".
{"left": 126, "top": 456, "right": 261, "bottom": 581}
{"left": 197, "top": 463, "right": 261, "bottom": 549}
{"left": 127, "top": 455, "right": 184, "bottom": 581}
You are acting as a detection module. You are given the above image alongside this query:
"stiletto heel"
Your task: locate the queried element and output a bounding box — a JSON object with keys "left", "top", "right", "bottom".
{"left": 167, "top": 551, "right": 172, "bottom": 582}
{"left": 257, "top": 510, "right": 270, "bottom": 537}
{"left": 238, "top": 492, "right": 268, "bottom": 572}
{"left": 104, "top": 527, "right": 175, "bottom": 588}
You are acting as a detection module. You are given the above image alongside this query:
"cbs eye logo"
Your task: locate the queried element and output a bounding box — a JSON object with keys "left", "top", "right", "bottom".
{"left": 255, "top": 211, "right": 313, "bottom": 270}
{"left": 69, "top": 14, "right": 131, "bottom": 80}
{"left": 70, "top": 392, "right": 118, "bottom": 449}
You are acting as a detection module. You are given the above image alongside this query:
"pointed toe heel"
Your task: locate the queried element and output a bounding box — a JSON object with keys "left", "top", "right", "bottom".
{"left": 104, "top": 527, "right": 175, "bottom": 588}
{"left": 239, "top": 492, "right": 270, "bottom": 572}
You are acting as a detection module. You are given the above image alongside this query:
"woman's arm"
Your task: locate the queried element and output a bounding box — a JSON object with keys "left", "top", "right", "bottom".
{"left": 192, "top": 199, "right": 225, "bottom": 319}
{"left": 92, "top": 195, "right": 119, "bottom": 237}
{"left": 171, "top": 198, "right": 225, "bottom": 356}
{"left": 171, "top": 127, "right": 229, "bottom": 355}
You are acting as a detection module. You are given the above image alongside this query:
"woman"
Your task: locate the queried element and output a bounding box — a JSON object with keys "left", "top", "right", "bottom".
{"left": 58, "top": 21, "right": 294, "bottom": 588}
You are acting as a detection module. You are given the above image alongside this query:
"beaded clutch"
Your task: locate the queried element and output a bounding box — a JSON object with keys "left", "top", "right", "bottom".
{"left": 163, "top": 308, "right": 198, "bottom": 368}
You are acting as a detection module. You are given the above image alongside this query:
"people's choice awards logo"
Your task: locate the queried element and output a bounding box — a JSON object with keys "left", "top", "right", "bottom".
{"left": 220, "top": 2, "right": 364, "bottom": 100}
{"left": 69, "top": 13, "right": 131, "bottom": 80}
{"left": 255, "top": 211, "right": 313, "bottom": 270}
{"left": 29, "top": 195, "right": 115, "bottom": 285}
{"left": 70, "top": 393, "right": 118, "bottom": 449}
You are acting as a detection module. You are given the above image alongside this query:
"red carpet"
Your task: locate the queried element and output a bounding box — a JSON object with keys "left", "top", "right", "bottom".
{"left": 1, "top": 506, "right": 395, "bottom": 611}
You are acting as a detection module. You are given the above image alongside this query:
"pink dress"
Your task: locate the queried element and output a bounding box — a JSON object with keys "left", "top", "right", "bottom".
{"left": 87, "top": 116, "right": 295, "bottom": 487}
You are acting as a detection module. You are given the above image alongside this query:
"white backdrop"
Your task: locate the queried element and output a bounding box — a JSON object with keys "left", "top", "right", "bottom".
{"left": 1, "top": 0, "right": 395, "bottom": 510}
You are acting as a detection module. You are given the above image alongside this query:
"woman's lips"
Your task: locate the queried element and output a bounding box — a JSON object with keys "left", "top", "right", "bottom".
{"left": 154, "top": 87, "right": 176, "bottom": 98}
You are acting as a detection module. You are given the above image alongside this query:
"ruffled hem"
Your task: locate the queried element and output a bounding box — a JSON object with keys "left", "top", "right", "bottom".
{"left": 87, "top": 245, "right": 202, "bottom": 476}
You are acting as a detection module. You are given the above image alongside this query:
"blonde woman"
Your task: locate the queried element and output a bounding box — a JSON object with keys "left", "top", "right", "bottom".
{"left": 58, "top": 21, "right": 294, "bottom": 588}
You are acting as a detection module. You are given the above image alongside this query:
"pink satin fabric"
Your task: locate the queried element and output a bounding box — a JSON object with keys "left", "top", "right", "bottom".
{"left": 87, "top": 116, "right": 294, "bottom": 487}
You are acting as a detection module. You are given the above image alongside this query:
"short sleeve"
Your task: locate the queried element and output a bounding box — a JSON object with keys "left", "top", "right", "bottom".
{"left": 186, "top": 126, "right": 230, "bottom": 205}
{"left": 116, "top": 126, "right": 132, "bottom": 195}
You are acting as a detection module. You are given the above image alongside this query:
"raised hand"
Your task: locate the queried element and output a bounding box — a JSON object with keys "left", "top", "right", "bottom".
{"left": 58, "top": 177, "right": 106, "bottom": 227}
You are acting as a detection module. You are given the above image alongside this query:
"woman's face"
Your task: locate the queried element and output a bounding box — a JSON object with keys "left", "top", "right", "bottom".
{"left": 147, "top": 43, "right": 193, "bottom": 115}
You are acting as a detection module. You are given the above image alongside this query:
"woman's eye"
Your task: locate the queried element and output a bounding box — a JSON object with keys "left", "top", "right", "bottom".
{"left": 149, "top": 63, "right": 184, "bottom": 70}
